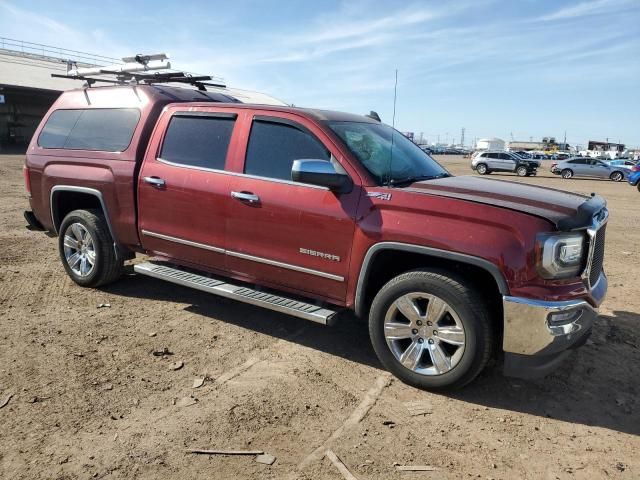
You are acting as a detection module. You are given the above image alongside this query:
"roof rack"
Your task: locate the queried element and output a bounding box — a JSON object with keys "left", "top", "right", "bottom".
{"left": 52, "top": 52, "right": 227, "bottom": 90}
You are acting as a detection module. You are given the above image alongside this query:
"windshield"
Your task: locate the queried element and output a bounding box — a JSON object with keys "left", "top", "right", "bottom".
{"left": 327, "top": 121, "right": 449, "bottom": 186}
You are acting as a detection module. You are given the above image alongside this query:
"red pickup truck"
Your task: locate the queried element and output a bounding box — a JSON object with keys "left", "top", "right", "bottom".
{"left": 23, "top": 83, "right": 608, "bottom": 390}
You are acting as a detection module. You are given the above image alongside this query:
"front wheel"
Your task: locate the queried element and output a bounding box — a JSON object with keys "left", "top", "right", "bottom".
{"left": 58, "top": 209, "right": 123, "bottom": 287}
{"left": 610, "top": 171, "right": 623, "bottom": 182}
{"left": 561, "top": 169, "right": 573, "bottom": 179}
{"left": 476, "top": 163, "right": 488, "bottom": 175}
{"left": 516, "top": 165, "right": 528, "bottom": 177}
{"left": 369, "top": 269, "right": 494, "bottom": 390}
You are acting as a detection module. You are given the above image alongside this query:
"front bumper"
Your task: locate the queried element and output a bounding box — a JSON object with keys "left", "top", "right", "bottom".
{"left": 502, "top": 285, "right": 602, "bottom": 378}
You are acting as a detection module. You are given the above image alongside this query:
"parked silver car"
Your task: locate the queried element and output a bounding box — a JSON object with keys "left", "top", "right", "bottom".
{"left": 471, "top": 150, "right": 540, "bottom": 176}
{"left": 551, "top": 157, "right": 630, "bottom": 182}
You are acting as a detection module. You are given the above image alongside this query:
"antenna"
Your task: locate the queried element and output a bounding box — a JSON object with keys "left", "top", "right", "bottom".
{"left": 387, "top": 69, "right": 398, "bottom": 186}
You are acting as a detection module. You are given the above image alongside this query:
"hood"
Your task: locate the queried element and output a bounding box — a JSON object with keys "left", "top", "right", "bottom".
{"left": 405, "top": 176, "right": 606, "bottom": 231}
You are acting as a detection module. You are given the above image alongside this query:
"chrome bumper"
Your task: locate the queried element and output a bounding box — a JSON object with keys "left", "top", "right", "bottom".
{"left": 502, "top": 296, "right": 597, "bottom": 357}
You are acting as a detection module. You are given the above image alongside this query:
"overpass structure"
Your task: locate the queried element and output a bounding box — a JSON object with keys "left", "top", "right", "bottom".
{"left": 0, "top": 37, "right": 286, "bottom": 152}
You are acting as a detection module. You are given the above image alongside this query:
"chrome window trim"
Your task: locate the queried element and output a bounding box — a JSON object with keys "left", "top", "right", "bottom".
{"left": 155, "top": 157, "right": 329, "bottom": 190}
{"left": 141, "top": 229, "right": 344, "bottom": 282}
{"left": 141, "top": 229, "right": 225, "bottom": 253}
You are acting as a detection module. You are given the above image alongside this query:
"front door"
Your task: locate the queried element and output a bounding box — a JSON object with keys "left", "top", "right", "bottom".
{"left": 138, "top": 110, "right": 239, "bottom": 270}
{"left": 225, "top": 115, "right": 360, "bottom": 303}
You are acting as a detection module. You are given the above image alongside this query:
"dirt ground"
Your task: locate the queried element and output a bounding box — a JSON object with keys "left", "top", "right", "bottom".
{"left": 0, "top": 153, "right": 638, "bottom": 480}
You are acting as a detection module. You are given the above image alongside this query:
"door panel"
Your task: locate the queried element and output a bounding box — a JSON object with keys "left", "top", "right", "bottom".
{"left": 138, "top": 112, "right": 238, "bottom": 269}
{"left": 226, "top": 177, "right": 359, "bottom": 301}
{"left": 224, "top": 115, "right": 360, "bottom": 302}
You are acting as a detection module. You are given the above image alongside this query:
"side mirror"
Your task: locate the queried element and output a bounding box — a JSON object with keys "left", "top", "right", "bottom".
{"left": 291, "top": 159, "right": 353, "bottom": 194}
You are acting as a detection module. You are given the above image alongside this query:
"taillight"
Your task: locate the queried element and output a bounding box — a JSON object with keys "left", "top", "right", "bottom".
{"left": 632, "top": 165, "right": 640, "bottom": 172}
{"left": 23, "top": 165, "right": 31, "bottom": 195}
{"left": 551, "top": 163, "right": 558, "bottom": 168}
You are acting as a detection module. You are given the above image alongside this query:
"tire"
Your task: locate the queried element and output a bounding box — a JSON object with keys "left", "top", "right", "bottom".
{"left": 58, "top": 209, "right": 123, "bottom": 287}
{"left": 369, "top": 269, "right": 494, "bottom": 390}
{"left": 516, "top": 165, "right": 528, "bottom": 177}
{"left": 610, "top": 171, "right": 623, "bottom": 182}
{"left": 476, "top": 163, "right": 488, "bottom": 175}
{"left": 561, "top": 169, "right": 573, "bottom": 179}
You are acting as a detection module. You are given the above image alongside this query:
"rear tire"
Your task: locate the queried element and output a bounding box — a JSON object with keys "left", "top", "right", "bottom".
{"left": 368, "top": 269, "right": 494, "bottom": 390}
{"left": 516, "top": 165, "right": 528, "bottom": 177}
{"left": 561, "top": 169, "right": 573, "bottom": 179}
{"left": 58, "top": 209, "right": 123, "bottom": 287}
{"left": 610, "top": 171, "right": 623, "bottom": 182}
{"left": 476, "top": 163, "right": 488, "bottom": 175}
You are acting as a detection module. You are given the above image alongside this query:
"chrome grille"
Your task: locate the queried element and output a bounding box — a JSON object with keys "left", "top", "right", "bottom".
{"left": 588, "top": 224, "right": 606, "bottom": 287}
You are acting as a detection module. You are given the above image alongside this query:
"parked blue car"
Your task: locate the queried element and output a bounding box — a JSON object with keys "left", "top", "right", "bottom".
{"left": 628, "top": 167, "right": 640, "bottom": 191}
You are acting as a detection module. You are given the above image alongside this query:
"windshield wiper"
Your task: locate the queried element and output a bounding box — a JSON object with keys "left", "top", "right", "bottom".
{"left": 388, "top": 172, "right": 450, "bottom": 187}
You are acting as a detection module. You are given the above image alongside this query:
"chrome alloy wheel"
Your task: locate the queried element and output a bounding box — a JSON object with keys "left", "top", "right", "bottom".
{"left": 384, "top": 292, "right": 465, "bottom": 375}
{"left": 63, "top": 223, "right": 96, "bottom": 277}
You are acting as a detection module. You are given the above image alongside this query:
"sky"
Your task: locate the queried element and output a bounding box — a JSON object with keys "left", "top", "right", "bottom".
{"left": 1, "top": 0, "right": 639, "bottom": 148}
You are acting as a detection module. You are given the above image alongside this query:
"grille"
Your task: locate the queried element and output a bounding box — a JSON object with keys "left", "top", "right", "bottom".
{"left": 588, "top": 224, "right": 606, "bottom": 287}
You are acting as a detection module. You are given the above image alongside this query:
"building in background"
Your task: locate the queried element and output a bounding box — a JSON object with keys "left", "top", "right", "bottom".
{"left": 475, "top": 137, "right": 505, "bottom": 151}
{"left": 585, "top": 140, "right": 625, "bottom": 159}
{"left": 0, "top": 37, "right": 285, "bottom": 153}
{"left": 508, "top": 137, "right": 570, "bottom": 152}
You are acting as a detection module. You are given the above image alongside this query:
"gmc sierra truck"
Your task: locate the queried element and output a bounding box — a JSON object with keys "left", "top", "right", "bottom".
{"left": 23, "top": 83, "right": 608, "bottom": 390}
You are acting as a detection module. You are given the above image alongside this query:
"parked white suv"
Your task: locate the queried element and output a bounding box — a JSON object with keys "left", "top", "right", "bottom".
{"left": 471, "top": 151, "right": 540, "bottom": 176}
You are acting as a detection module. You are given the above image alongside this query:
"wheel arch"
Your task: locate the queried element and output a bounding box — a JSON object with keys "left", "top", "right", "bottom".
{"left": 354, "top": 242, "right": 509, "bottom": 319}
{"left": 50, "top": 186, "right": 116, "bottom": 241}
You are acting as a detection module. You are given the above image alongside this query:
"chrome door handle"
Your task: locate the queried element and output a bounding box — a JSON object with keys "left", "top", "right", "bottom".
{"left": 143, "top": 176, "right": 166, "bottom": 188}
{"left": 231, "top": 191, "right": 260, "bottom": 203}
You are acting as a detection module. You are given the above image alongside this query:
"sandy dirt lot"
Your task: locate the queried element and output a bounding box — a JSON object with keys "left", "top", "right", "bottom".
{"left": 0, "top": 153, "right": 638, "bottom": 480}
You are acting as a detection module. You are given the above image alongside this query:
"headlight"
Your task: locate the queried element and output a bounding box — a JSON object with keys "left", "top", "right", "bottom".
{"left": 537, "top": 232, "right": 585, "bottom": 279}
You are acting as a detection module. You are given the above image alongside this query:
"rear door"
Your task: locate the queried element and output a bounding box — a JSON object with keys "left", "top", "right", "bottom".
{"left": 224, "top": 113, "right": 361, "bottom": 303}
{"left": 501, "top": 152, "right": 517, "bottom": 172}
{"left": 485, "top": 153, "right": 499, "bottom": 170}
{"left": 137, "top": 109, "right": 240, "bottom": 270}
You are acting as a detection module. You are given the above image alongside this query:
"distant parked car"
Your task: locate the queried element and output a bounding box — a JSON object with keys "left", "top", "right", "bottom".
{"left": 607, "top": 159, "right": 635, "bottom": 169}
{"left": 551, "top": 157, "right": 630, "bottom": 181}
{"left": 472, "top": 150, "right": 540, "bottom": 176}
{"left": 627, "top": 164, "right": 640, "bottom": 191}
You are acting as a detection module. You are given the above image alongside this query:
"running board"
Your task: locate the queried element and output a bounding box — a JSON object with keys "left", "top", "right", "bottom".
{"left": 134, "top": 262, "right": 338, "bottom": 325}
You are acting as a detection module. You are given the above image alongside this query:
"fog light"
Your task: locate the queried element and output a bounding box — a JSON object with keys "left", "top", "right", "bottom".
{"left": 548, "top": 309, "right": 582, "bottom": 326}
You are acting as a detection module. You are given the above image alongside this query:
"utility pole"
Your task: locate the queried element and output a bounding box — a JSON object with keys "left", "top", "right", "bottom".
{"left": 461, "top": 127, "right": 465, "bottom": 147}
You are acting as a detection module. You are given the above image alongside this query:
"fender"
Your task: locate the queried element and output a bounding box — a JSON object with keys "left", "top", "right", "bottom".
{"left": 50, "top": 185, "right": 117, "bottom": 243}
{"left": 354, "top": 241, "right": 510, "bottom": 318}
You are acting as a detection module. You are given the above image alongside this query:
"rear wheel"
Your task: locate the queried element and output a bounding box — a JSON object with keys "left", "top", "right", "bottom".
{"left": 516, "top": 165, "right": 528, "bottom": 177}
{"left": 369, "top": 269, "right": 494, "bottom": 390}
{"left": 610, "top": 171, "right": 623, "bottom": 182}
{"left": 561, "top": 169, "right": 573, "bottom": 179}
{"left": 476, "top": 163, "right": 488, "bottom": 175}
{"left": 58, "top": 209, "right": 123, "bottom": 287}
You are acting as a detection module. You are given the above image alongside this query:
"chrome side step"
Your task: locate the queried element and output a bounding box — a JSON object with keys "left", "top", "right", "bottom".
{"left": 134, "top": 262, "right": 338, "bottom": 325}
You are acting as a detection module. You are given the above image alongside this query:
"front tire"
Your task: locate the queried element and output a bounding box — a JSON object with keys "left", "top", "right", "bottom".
{"left": 610, "top": 171, "right": 623, "bottom": 182}
{"left": 369, "top": 269, "right": 494, "bottom": 390}
{"left": 561, "top": 168, "right": 573, "bottom": 179}
{"left": 476, "top": 163, "right": 488, "bottom": 175}
{"left": 516, "top": 165, "right": 528, "bottom": 177}
{"left": 58, "top": 209, "right": 123, "bottom": 287}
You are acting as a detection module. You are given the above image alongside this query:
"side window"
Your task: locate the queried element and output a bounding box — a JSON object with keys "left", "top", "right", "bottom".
{"left": 244, "top": 119, "right": 330, "bottom": 181}
{"left": 38, "top": 109, "right": 140, "bottom": 151}
{"left": 500, "top": 153, "right": 513, "bottom": 160}
{"left": 160, "top": 115, "right": 236, "bottom": 170}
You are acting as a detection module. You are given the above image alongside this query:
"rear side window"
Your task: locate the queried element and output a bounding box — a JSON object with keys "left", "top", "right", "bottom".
{"left": 160, "top": 115, "right": 236, "bottom": 170}
{"left": 38, "top": 108, "right": 140, "bottom": 151}
{"left": 245, "top": 119, "right": 330, "bottom": 181}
